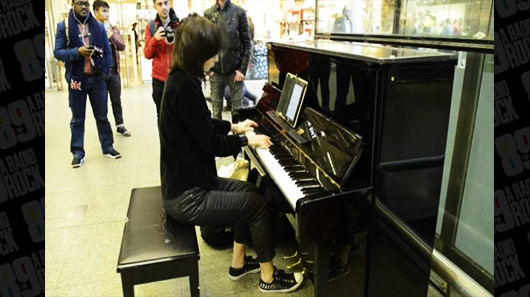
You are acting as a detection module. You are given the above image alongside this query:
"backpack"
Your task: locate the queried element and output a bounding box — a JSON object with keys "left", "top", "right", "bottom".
{"left": 148, "top": 20, "right": 156, "bottom": 37}
{"left": 199, "top": 225, "right": 234, "bottom": 249}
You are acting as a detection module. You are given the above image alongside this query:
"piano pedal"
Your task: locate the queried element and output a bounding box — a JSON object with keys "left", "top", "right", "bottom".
{"left": 283, "top": 250, "right": 299, "bottom": 259}
{"left": 301, "top": 268, "right": 307, "bottom": 276}
{"left": 287, "top": 257, "right": 302, "bottom": 269}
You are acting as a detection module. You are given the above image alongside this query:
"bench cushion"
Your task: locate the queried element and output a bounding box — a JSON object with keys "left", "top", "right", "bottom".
{"left": 117, "top": 187, "right": 199, "bottom": 271}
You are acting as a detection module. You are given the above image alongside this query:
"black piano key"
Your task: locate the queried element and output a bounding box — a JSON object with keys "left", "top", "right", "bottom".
{"left": 289, "top": 172, "right": 312, "bottom": 179}
{"left": 293, "top": 178, "right": 315, "bottom": 183}
{"left": 297, "top": 181, "right": 319, "bottom": 187}
{"left": 286, "top": 168, "right": 307, "bottom": 173}
{"left": 273, "top": 155, "right": 292, "bottom": 161}
{"left": 272, "top": 152, "right": 291, "bottom": 158}
{"left": 278, "top": 160, "right": 298, "bottom": 166}
{"left": 302, "top": 188, "right": 324, "bottom": 195}
{"left": 269, "top": 145, "right": 285, "bottom": 151}
{"left": 284, "top": 167, "right": 305, "bottom": 172}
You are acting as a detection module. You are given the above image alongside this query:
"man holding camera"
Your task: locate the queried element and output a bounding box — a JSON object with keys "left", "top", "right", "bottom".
{"left": 54, "top": 0, "right": 121, "bottom": 168}
{"left": 144, "top": 0, "right": 179, "bottom": 121}
{"left": 93, "top": 0, "right": 131, "bottom": 137}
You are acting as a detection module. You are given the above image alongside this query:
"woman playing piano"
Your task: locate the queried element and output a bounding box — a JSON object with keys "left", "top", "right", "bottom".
{"left": 159, "top": 14, "right": 304, "bottom": 293}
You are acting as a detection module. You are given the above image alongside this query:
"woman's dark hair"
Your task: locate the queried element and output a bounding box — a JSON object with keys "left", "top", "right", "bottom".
{"left": 171, "top": 13, "right": 221, "bottom": 79}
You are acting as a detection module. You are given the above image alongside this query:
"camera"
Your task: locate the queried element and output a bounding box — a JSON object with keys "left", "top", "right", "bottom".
{"left": 161, "top": 29, "right": 175, "bottom": 43}
{"left": 87, "top": 46, "right": 103, "bottom": 58}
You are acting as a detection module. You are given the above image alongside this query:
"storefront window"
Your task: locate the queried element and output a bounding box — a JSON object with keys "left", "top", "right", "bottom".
{"left": 316, "top": 0, "right": 493, "bottom": 40}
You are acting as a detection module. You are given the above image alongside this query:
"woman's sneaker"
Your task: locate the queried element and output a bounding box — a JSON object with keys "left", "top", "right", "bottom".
{"left": 228, "top": 255, "right": 260, "bottom": 280}
{"left": 259, "top": 268, "right": 304, "bottom": 293}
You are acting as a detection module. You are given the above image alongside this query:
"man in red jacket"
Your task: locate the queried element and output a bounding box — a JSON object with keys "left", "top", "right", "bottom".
{"left": 93, "top": 0, "right": 131, "bottom": 137}
{"left": 144, "top": 0, "right": 179, "bottom": 121}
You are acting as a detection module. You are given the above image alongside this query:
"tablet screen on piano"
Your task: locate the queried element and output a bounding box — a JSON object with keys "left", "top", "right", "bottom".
{"left": 277, "top": 73, "right": 308, "bottom": 128}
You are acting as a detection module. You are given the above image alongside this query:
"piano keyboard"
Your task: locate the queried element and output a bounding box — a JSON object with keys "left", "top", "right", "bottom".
{"left": 256, "top": 143, "right": 325, "bottom": 210}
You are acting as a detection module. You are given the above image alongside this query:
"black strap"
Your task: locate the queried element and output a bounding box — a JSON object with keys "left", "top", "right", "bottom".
{"left": 64, "top": 16, "right": 70, "bottom": 48}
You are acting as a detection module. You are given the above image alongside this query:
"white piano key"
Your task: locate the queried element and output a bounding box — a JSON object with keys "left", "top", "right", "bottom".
{"left": 256, "top": 148, "right": 305, "bottom": 210}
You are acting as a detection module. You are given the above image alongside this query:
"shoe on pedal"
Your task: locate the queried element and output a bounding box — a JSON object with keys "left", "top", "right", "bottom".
{"left": 228, "top": 255, "right": 260, "bottom": 280}
{"left": 328, "top": 255, "right": 350, "bottom": 282}
{"left": 71, "top": 157, "right": 85, "bottom": 168}
{"left": 104, "top": 149, "right": 121, "bottom": 159}
{"left": 259, "top": 267, "right": 303, "bottom": 293}
{"left": 117, "top": 126, "right": 131, "bottom": 137}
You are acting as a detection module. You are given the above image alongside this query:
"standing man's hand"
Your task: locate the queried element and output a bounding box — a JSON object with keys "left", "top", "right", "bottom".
{"left": 106, "top": 29, "right": 114, "bottom": 39}
{"left": 234, "top": 70, "right": 245, "bottom": 82}
{"left": 77, "top": 46, "right": 94, "bottom": 57}
{"left": 154, "top": 26, "right": 165, "bottom": 41}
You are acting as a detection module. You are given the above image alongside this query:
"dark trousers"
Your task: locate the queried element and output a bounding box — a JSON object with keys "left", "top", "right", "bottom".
{"left": 335, "top": 63, "right": 355, "bottom": 111}
{"left": 335, "top": 63, "right": 370, "bottom": 115}
{"left": 210, "top": 72, "right": 243, "bottom": 119}
{"left": 152, "top": 78, "right": 165, "bottom": 121}
{"left": 69, "top": 75, "right": 114, "bottom": 159}
{"left": 308, "top": 57, "right": 331, "bottom": 109}
{"left": 164, "top": 177, "right": 275, "bottom": 263}
{"left": 105, "top": 69, "right": 124, "bottom": 126}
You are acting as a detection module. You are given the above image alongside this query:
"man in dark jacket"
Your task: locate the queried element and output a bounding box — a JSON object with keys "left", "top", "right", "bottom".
{"left": 204, "top": 0, "right": 252, "bottom": 119}
{"left": 332, "top": 5, "right": 353, "bottom": 33}
{"left": 144, "top": 0, "right": 179, "bottom": 121}
{"left": 54, "top": 0, "right": 121, "bottom": 168}
{"left": 93, "top": 0, "right": 131, "bottom": 137}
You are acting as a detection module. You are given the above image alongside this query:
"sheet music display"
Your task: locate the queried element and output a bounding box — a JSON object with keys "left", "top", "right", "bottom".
{"left": 276, "top": 73, "right": 308, "bottom": 128}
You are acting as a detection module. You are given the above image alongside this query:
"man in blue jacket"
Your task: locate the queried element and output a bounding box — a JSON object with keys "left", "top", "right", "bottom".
{"left": 54, "top": 0, "right": 121, "bottom": 168}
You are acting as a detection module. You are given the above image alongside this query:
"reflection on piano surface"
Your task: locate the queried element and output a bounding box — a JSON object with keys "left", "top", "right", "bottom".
{"left": 243, "top": 82, "right": 371, "bottom": 297}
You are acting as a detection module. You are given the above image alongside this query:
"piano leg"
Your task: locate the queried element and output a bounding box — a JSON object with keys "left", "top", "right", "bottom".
{"left": 314, "top": 244, "right": 330, "bottom": 297}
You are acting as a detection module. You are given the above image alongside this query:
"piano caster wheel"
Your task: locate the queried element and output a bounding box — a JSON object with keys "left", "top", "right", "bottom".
{"left": 287, "top": 257, "right": 303, "bottom": 269}
{"left": 283, "top": 250, "right": 299, "bottom": 259}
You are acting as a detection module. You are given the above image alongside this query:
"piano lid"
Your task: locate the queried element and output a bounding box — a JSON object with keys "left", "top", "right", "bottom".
{"left": 269, "top": 40, "right": 456, "bottom": 64}
{"left": 297, "top": 107, "right": 363, "bottom": 186}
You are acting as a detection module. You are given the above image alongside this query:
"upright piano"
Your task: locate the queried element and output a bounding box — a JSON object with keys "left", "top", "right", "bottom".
{"left": 240, "top": 40, "right": 457, "bottom": 297}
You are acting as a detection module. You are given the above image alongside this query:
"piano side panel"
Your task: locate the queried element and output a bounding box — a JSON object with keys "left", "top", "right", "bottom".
{"left": 375, "top": 61, "right": 455, "bottom": 243}
{"left": 368, "top": 60, "right": 457, "bottom": 297}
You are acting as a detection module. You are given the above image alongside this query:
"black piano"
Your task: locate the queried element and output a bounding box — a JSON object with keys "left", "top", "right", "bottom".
{"left": 240, "top": 40, "right": 457, "bottom": 297}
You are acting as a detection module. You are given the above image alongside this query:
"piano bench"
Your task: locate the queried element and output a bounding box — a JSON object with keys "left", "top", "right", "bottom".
{"left": 117, "top": 186, "right": 200, "bottom": 297}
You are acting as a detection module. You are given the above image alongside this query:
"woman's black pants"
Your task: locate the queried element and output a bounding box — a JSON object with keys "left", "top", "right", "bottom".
{"left": 164, "top": 177, "right": 275, "bottom": 263}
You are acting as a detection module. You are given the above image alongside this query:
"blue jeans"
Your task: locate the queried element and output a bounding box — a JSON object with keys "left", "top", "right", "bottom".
{"left": 68, "top": 75, "right": 114, "bottom": 159}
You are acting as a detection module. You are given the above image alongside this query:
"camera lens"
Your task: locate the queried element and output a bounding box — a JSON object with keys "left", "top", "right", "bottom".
{"left": 166, "top": 31, "right": 174, "bottom": 43}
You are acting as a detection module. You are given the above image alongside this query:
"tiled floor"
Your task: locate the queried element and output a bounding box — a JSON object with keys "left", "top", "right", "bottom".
{"left": 45, "top": 80, "right": 444, "bottom": 297}
{"left": 45, "top": 80, "right": 315, "bottom": 297}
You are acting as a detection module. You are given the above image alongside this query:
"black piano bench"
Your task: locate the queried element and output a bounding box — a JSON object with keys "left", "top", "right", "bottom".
{"left": 117, "top": 186, "right": 200, "bottom": 297}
